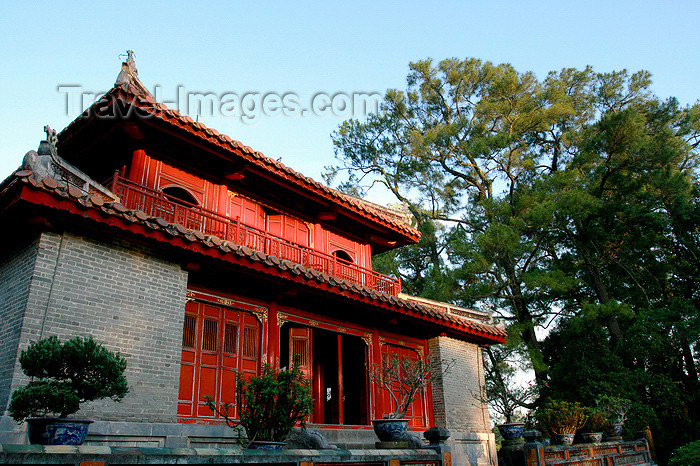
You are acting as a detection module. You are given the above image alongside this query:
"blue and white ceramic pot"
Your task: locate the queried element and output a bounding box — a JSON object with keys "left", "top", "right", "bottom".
{"left": 372, "top": 418, "right": 409, "bottom": 442}
{"left": 247, "top": 440, "right": 286, "bottom": 450}
{"left": 581, "top": 432, "right": 604, "bottom": 443}
{"left": 497, "top": 423, "right": 526, "bottom": 440}
{"left": 27, "top": 418, "right": 93, "bottom": 445}
{"left": 554, "top": 433, "right": 575, "bottom": 445}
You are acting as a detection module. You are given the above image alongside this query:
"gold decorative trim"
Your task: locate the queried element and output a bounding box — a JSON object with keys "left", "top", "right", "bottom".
{"left": 277, "top": 313, "right": 289, "bottom": 327}
{"left": 360, "top": 333, "right": 373, "bottom": 347}
{"left": 217, "top": 297, "right": 238, "bottom": 307}
{"left": 250, "top": 307, "right": 268, "bottom": 324}
{"left": 226, "top": 190, "right": 238, "bottom": 199}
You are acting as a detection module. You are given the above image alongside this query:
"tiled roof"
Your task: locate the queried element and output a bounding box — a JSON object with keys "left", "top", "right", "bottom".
{"left": 8, "top": 170, "right": 506, "bottom": 344}
{"left": 58, "top": 84, "right": 419, "bottom": 242}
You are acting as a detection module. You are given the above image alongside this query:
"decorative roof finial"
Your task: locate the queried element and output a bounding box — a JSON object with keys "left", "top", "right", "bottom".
{"left": 114, "top": 50, "right": 153, "bottom": 98}
{"left": 43, "top": 125, "right": 57, "bottom": 145}
{"left": 124, "top": 50, "right": 137, "bottom": 76}
{"left": 115, "top": 50, "right": 139, "bottom": 86}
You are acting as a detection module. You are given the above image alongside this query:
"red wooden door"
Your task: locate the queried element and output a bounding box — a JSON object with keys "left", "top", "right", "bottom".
{"left": 178, "top": 301, "right": 261, "bottom": 422}
{"left": 379, "top": 344, "right": 428, "bottom": 427}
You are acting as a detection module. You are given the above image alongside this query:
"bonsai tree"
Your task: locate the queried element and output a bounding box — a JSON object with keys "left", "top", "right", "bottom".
{"left": 9, "top": 336, "right": 128, "bottom": 422}
{"left": 206, "top": 361, "right": 312, "bottom": 444}
{"left": 582, "top": 407, "right": 610, "bottom": 433}
{"left": 596, "top": 395, "right": 631, "bottom": 426}
{"left": 368, "top": 356, "right": 453, "bottom": 419}
{"left": 535, "top": 399, "right": 588, "bottom": 436}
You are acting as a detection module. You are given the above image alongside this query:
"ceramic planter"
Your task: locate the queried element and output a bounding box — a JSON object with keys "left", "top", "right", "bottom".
{"left": 605, "top": 423, "right": 624, "bottom": 441}
{"left": 554, "top": 433, "right": 575, "bottom": 445}
{"left": 27, "top": 418, "right": 93, "bottom": 445}
{"left": 497, "top": 423, "right": 526, "bottom": 440}
{"left": 372, "top": 418, "right": 409, "bottom": 442}
{"left": 581, "top": 432, "right": 604, "bottom": 443}
{"left": 247, "top": 440, "right": 286, "bottom": 450}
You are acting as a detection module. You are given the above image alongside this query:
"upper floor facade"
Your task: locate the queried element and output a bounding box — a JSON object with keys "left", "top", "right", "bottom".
{"left": 52, "top": 54, "right": 420, "bottom": 297}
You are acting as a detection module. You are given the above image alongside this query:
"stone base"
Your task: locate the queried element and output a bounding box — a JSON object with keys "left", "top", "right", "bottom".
{"left": 0, "top": 445, "right": 442, "bottom": 465}
{"left": 445, "top": 430, "right": 497, "bottom": 466}
{"left": 375, "top": 440, "right": 409, "bottom": 449}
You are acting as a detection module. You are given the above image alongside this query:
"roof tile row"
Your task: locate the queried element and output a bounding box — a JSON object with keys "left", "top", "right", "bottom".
{"left": 59, "top": 87, "right": 419, "bottom": 241}
{"left": 13, "top": 170, "right": 505, "bottom": 342}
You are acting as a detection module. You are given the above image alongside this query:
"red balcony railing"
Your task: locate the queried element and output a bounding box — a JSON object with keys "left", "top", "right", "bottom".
{"left": 109, "top": 175, "right": 401, "bottom": 295}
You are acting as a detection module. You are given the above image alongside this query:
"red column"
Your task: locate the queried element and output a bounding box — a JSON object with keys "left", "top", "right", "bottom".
{"left": 337, "top": 334, "right": 344, "bottom": 425}
{"left": 129, "top": 149, "right": 147, "bottom": 183}
{"left": 371, "top": 328, "right": 383, "bottom": 419}
{"left": 267, "top": 303, "right": 279, "bottom": 368}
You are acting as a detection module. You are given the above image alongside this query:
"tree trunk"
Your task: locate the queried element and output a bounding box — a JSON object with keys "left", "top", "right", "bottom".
{"left": 504, "top": 259, "right": 548, "bottom": 386}
{"left": 573, "top": 219, "right": 624, "bottom": 346}
{"left": 681, "top": 335, "right": 700, "bottom": 388}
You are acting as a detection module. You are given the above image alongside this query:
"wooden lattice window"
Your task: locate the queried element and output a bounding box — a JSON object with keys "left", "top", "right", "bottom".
{"left": 242, "top": 326, "right": 258, "bottom": 358}
{"left": 182, "top": 314, "right": 196, "bottom": 349}
{"left": 224, "top": 323, "right": 238, "bottom": 354}
{"left": 202, "top": 318, "right": 218, "bottom": 352}
{"left": 291, "top": 335, "right": 310, "bottom": 367}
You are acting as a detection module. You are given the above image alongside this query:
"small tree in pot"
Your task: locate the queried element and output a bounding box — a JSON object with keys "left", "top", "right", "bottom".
{"left": 367, "top": 356, "right": 453, "bottom": 443}
{"left": 206, "top": 361, "right": 312, "bottom": 449}
{"left": 535, "top": 399, "right": 588, "bottom": 445}
{"left": 596, "top": 395, "right": 631, "bottom": 440}
{"left": 9, "top": 336, "right": 128, "bottom": 445}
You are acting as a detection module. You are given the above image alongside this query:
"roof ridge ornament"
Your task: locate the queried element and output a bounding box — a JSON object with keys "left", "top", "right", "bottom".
{"left": 38, "top": 125, "right": 59, "bottom": 159}
{"left": 114, "top": 50, "right": 152, "bottom": 98}
{"left": 121, "top": 50, "right": 138, "bottom": 76}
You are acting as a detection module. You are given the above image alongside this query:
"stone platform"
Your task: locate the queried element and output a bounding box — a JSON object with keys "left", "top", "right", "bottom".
{"left": 0, "top": 444, "right": 443, "bottom": 465}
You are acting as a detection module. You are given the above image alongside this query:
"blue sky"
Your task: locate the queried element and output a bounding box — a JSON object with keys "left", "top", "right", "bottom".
{"left": 1, "top": 1, "right": 698, "bottom": 204}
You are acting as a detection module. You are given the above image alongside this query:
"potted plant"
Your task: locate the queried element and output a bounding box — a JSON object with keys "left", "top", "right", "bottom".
{"left": 206, "top": 362, "right": 312, "bottom": 449}
{"left": 580, "top": 407, "right": 608, "bottom": 443}
{"left": 481, "top": 346, "right": 537, "bottom": 442}
{"left": 596, "top": 395, "right": 631, "bottom": 440}
{"left": 535, "top": 399, "right": 588, "bottom": 446}
{"left": 8, "top": 336, "right": 128, "bottom": 445}
{"left": 367, "top": 356, "right": 453, "bottom": 443}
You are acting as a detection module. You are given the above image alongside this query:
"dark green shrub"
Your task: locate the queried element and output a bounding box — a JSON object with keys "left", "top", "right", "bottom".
{"left": 9, "top": 336, "right": 128, "bottom": 422}
{"left": 668, "top": 440, "right": 700, "bottom": 466}
{"left": 206, "top": 362, "right": 312, "bottom": 443}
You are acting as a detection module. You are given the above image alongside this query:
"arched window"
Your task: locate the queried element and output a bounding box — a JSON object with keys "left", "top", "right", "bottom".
{"left": 332, "top": 250, "right": 354, "bottom": 263}
{"left": 159, "top": 186, "right": 203, "bottom": 231}
{"left": 162, "top": 186, "right": 199, "bottom": 206}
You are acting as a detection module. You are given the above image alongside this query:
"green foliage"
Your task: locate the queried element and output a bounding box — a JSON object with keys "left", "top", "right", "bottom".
{"left": 535, "top": 399, "right": 588, "bottom": 435}
{"left": 8, "top": 381, "right": 79, "bottom": 421}
{"left": 329, "top": 56, "right": 700, "bottom": 461}
{"left": 596, "top": 395, "right": 631, "bottom": 425}
{"left": 582, "top": 407, "right": 609, "bottom": 433}
{"left": 9, "top": 336, "right": 128, "bottom": 422}
{"left": 206, "top": 362, "right": 312, "bottom": 443}
{"left": 669, "top": 440, "right": 700, "bottom": 466}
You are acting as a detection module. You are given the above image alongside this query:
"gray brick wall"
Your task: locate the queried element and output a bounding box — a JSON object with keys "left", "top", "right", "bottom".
{"left": 7, "top": 231, "right": 188, "bottom": 423}
{"left": 429, "top": 335, "right": 490, "bottom": 432}
{"left": 429, "top": 336, "right": 496, "bottom": 465}
{"left": 0, "top": 236, "right": 40, "bottom": 412}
